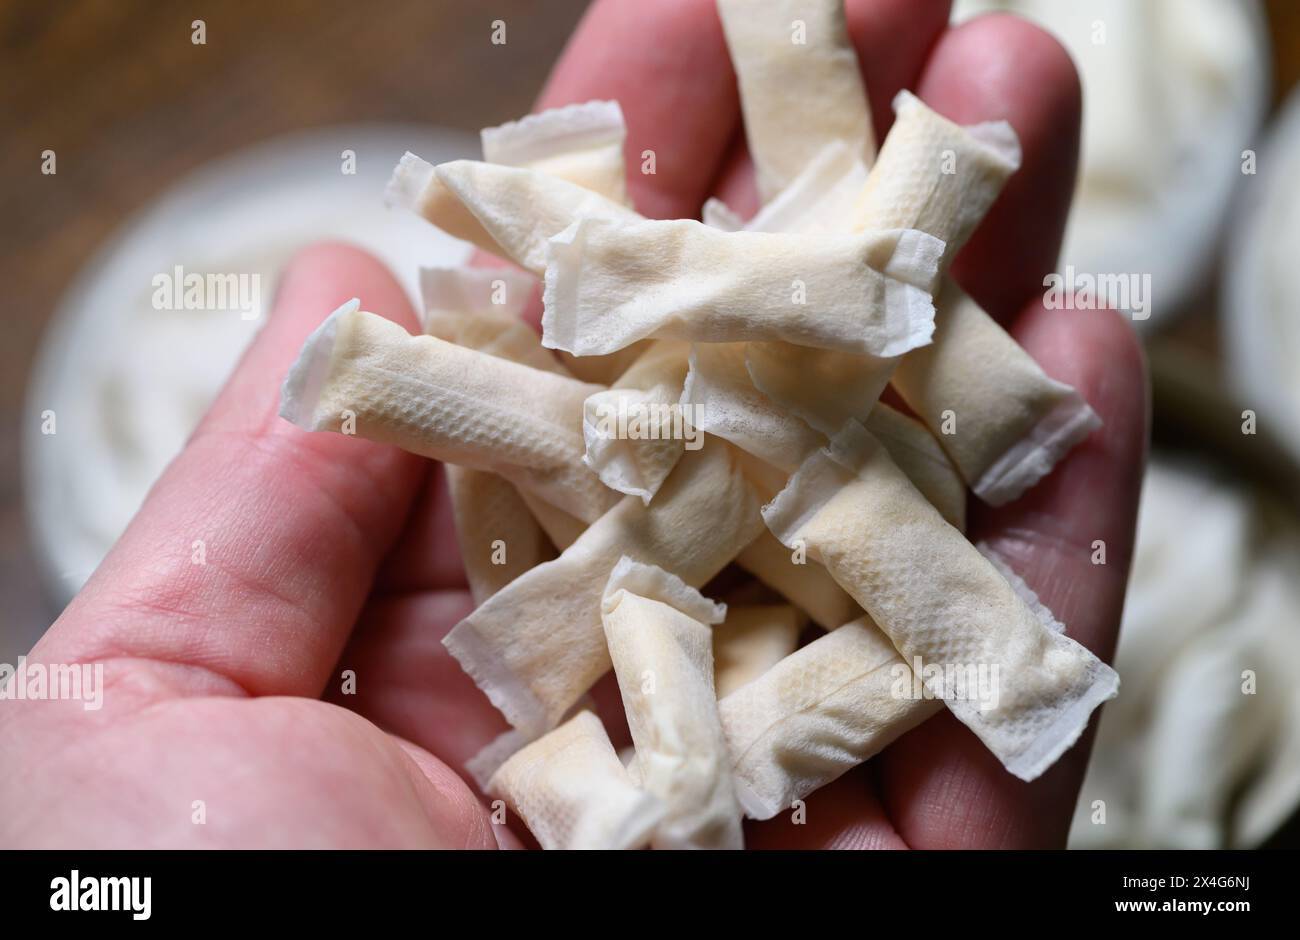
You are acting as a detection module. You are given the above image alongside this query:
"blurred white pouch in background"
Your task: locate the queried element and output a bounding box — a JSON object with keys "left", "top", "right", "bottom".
{"left": 24, "top": 126, "right": 474, "bottom": 615}
{"left": 1139, "top": 565, "right": 1281, "bottom": 849}
{"left": 953, "top": 0, "right": 1271, "bottom": 325}
{"left": 1070, "top": 458, "right": 1300, "bottom": 848}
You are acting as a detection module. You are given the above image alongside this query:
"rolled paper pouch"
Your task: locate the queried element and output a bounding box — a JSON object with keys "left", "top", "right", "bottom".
{"left": 702, "top": 197, "right": 745, "bottom": 232}
{"left": 720, "top": 615, "right": 941, "bottom": 820}
{"left": 418, "top": 265, "right": 569, "bottom": 602}
{"left": 487, "top": 710, "right": 665, "bottom": 850}
{"left": 744, "top": 340, "right": 894, "bottom": 442}
{"left": 761, "top": 419, "right": 1120, "bottom": 782}
{"left": 740, "top": 92, "right": 1032, "bottom": 490}
{"left": 481, "top": 99, "right": 631, "bottom": 206}
{"left": 542, "top": 218, "right": 943, "bottom": 358}
{"left": 681, "top": 341, "right": 966, "bottom": 531}
{"left": 849, "top": 90, "right": 1022, "bottom": 270}
{"left": 446, "top": 466, "right": 555, "bottom": 605}
{"left": 734, "top": 531, "right": 861, "bottom": 632}
{"left": 278, "top": 300, "right": 619, "bottom": 524}
{"left": 733, "top": 140, "right": 870, "bottom": 236}
{"left": 443, "top": 441, "right": 765, "bottom": 736}
{"left": 420, "top": 305, "right": 565, "bottom": 376}
{"left": 581, "top": 340, "right": 693, "bottom": 504}
{"left": 719, "top": 546, "right": 1069, "bottom": 819}
{"left": 716, "top": 0, "right": 874, "bottom": 201}
{"left": 419, "top": 264, "right": 537, "bottom": 322}
{"left": 681, "top": 342, "right": 826, "bottom": 475}
{"left": 891, "top": 280, "right": 1102, "bottom": 505}
{"left": 601, "top": 558, "right": 744, "bottom": 849}
{"left": 464, "top": 694, "right": 600, "bottom": 792}
{"left": 712, "top": 604, "right": 804, "bottom": 698}
{"left": 838, "top": 91, "right": 1097, "bottom": 504}
{"left": 385, "top": 152, "right": 503, "bottom": 257}
{"left": 434, "top": 159, "right": 640, "bottom": 275}
{"left": 438, "top": 103, "right": 648, "bottom": 385}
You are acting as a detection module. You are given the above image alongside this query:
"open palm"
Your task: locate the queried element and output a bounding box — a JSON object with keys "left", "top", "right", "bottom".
{"left": 0, "top": 0, "right": 1146, "bottom": 849}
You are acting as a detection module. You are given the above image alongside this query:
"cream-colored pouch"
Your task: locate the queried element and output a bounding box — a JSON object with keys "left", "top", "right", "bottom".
{"left": 581, "top": 341, "right": 693, "bottom": 503}
{"left": 716, "top": 0, "right": 874, "bottom": 201}
{"left": 680, "top": 340, "right": 962, "bottom": 627}
{"left": 435, "top": 159, "right": 640, "bottom": 275}
{"left": 601, "top": 558, "right": 743, "bottom": 849}
{"left": 740, "top": 91, "right": 1033, "bottom": 487}
{"left": 681, "top": 342, "right": 965, "bottom": 529}
{"left": 712, "top": 604, "right": 804, "bottom": 698}
{"left": 543, "top": 218, "right": 941, "bottom": 357}
{"left": 419, "top": 265, "right": 560, "bottom": 372}
{"left": 681, "top": 343, "right": 825, "bottom": 474}
{"left": 487, "top": 710, "right": 664, "bottom": 850}
{"left": 445, "top": 466, "right": 555, "bottom": 604}
{"left": 763, "top": 421, "right": 1119, "bottom": 781}
{"left": 478, "top": 102, "right": 649, "bottom": 382}
{"left": 418, "top": 265, "right": 564, "bottom": 601}
{"left": 719, "top": 547, "right": 1070, "bottom": 818}
{"left": 842, "top": 91, "right": 1097, "bottom": 504}
{"left": 481, "top": 100, "right": 630, "bottom": 205}
{"left": 734, "top": 531, "right": 861, "bottom": 631}
{"left": 279, "top": 299, "right": 617, "bottom": 524}
{"left": 891, "top": 280, "right": 1101, "bottom": 505}
{"left": 849, "top": 90, "right": 1020, "bottom": 269}
{"left": 387, "top": 154, "right": 638, "bottom": 273}
{"left": 736, "top": 140, "right": 870, "bottom": 235}
{"left": 385, "top": 151, "right": 500, "bottom": 255}
{"left": 720, "top": 615, "right": 941, "bottom": 819}
{"left": 443, "top": 441, "right": 765, "bottom": 735}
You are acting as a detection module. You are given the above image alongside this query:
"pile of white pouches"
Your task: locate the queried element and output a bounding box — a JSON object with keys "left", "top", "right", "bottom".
{"left": 279, "top": 0, "right": 1118, "bottom": 849}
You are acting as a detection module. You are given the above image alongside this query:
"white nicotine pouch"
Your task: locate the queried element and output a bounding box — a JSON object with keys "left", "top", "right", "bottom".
{"left": 433, "top": 159, "right": 640, "bottom": 275}
{"left": 849, "top": 91, "right": 1021, "bottom": 271}
{"left": 475, "top": 103, "right": 651, "bottom": 383}
{"left": 712, "top": 604, "right": 804, "bottom": 698}
{"left": 418, "top": 265, "right": 560, "bottom": 374}
{"left": 388, "top": 99, "right": 635, "bottom": 268}
{"left": 481, "top": 100, "right": 630, "bottom": 206}
{"left": 720, "top": 615, "right": 942, "bottom": 819}
{"left": 443, "top": 441, "right": 766, "bottom": 737}
{"left": 581, "top": 340, "right": 693, "bottom": 504}
{"left": 716, "top": 0, "right": 874, "bottom": 202}
{"left": 446, "top": 466, "right": 555, "bottom": 605}
{"left": 850, "top": 91, "right": 1099, "bottom": 505}
{"left": 419, "top": 266, "right": 567, "bottom": 602}
{"left": 762, "top": 421, "right": 1119, "bottom": 782}
{"left": 278, "top": 299, "right": 618, "bottom": 524}
{"left": 681, "top": 341, "right": 965, "bottom": 529}
{"left": 487, "top": 710, "right": 664, "bottom": 850}
{"left": 601, "top": 558, "right": 744, "bottom": 849}
{"left": 543, "top": 218, "right": 942, "bottom": 358}
{"left": 387, "top": 155, "right": 638, "bottom": 273}
{"left": 891, "top": 279, "right": 1101, "bottom": 506}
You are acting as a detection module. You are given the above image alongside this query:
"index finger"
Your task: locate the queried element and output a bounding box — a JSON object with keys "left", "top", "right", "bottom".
{"left": 538, "top": 0, "right": 740, "bottom": 219}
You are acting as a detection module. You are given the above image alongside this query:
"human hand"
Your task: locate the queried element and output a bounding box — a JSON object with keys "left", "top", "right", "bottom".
{"left": 0, "top": 0, "right": 1146, "bottom": 849}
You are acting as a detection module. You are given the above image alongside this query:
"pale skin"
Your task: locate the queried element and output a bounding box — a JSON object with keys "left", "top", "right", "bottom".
{"left": 1, "top": 0, "right": 1146, "bottom": 848}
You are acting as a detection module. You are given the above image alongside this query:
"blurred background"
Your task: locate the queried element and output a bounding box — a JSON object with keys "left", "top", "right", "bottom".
{"left": 2, "top": 0, "right": 1298, "bottom": 848}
